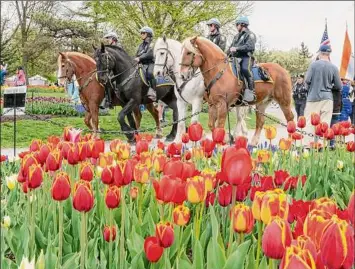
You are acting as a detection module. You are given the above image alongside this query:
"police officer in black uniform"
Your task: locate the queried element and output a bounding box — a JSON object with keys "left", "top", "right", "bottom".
{"left": 206, "top": 18, "right": 226, "bottom": 52}
{"left": 227, "top": 16, "right": 257, "bottom": 102}
{"left": 292, "top": 74, "right": 308, "bottom": 119}
{"left": 134, "top": 26, "right": 156, "bottom": 90}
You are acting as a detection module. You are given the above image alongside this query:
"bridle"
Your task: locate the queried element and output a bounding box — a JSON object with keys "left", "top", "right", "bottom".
{"left": 154, "top": 41, "right": 176, "bottom": 77}
{"left": 179, "top": 50, "right": 202, "bottom": 76}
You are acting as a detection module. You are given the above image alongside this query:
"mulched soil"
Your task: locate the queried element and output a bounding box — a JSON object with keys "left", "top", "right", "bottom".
{"left": 1, "top": 114, "right": 55, "bottom": 123}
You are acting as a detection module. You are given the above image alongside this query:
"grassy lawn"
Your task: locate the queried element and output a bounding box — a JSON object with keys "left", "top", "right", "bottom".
{"left": 29, "top": 92, "right": 67, "bottom": 98}
{"left": 1, "top": 106, "right": 275, "bottom": 148}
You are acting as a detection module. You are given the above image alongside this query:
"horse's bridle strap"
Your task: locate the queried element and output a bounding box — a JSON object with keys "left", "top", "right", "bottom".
{"left": 205, "top": 61, "right": 228, "bottom": 96}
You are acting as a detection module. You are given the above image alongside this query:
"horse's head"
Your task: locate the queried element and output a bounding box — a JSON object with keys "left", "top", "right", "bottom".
{"left": 57, "top": 52, "right": 75, "bottom": 85}
{"left": 153, "top": 36, "right": 176, "bottom": 77}
{"left": 180, "top": 36, "right": 204, "bottom": 81}
{"left": 93, "top": 43, "right": 115, "bottom": 85}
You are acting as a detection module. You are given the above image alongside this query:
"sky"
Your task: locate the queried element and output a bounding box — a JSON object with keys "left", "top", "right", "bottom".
{"left": 248, "top": 1, "right": 354, "bottom": 68}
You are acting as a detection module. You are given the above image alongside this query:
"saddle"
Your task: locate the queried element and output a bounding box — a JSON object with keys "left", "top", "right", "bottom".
{"left": 229, "top": 57, "right": 272, "bottom": 84}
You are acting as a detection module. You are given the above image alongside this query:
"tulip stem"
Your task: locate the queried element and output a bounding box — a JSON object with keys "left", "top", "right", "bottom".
{"left": 80, "top": 212, "right": 86, "bottom": 269}
{"left": 138, "top": 184, "right": 143, "bottom": 225}
{"left": 58, "top": 202, "right": 63, "bottom": 269}
{"left": 109, "top": 209, "right": 113, "bottom": 269}
{"left": 227, "top": 185, "right": 237, "bottom": 257}
{"left": 268, "top": 258, "right": 273, "bottom": 269}
{"left": 120, "top": 188, "right": 126, "bottom": 269}
{"left": 239, "top": 232, "right": 244, "bottom": 245}
{"left": 30, "top": 191, "right": 36, "bottom": 260}
{"left": 255, "top": 221, "right": 262, "bottom": 269}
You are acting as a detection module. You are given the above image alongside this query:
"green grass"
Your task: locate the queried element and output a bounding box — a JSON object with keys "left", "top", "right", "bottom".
{"left": 1, "top": 107, "right": 275, "bottom": 148}
{"left": 28, "top": 92, "right": 67, "bottom": 98}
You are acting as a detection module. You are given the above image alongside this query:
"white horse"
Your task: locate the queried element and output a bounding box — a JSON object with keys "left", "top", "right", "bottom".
{"left": 153, "top": 36, "right": 249, "bottom": 142}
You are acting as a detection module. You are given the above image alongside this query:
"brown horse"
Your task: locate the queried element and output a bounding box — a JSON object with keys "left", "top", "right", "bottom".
{"left": 57, "top": 52, "right": 161, "bottom": 137}
{"left": 180, "top": 36, "right": 294, "bottom": 146}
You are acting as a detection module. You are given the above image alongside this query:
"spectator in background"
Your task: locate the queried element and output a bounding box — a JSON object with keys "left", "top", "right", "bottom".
{"left": 15, "top": 66, "right": 26, "bottom": 86}
{"left": 0, "top": 63, "right": 7, "bottom": 86}
{"left": 303, "top": 44, "right": 342, "bottom": 145}
{"left": 292, "top": 74, "right": 308, "bottom": 119}
{"left": 339, "top": 78, "right": 353, "bottom": 122}
{"left": 330, "top": 86, "right": 342, "bottom": 148}
{"left": 350, "top": 79, "right": 355, "bottom": 124}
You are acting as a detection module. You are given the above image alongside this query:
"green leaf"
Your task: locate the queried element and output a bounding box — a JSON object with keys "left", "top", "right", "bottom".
{"left": 223, "top": 240, "right": 251, "bottom": 269}
{"left": 62, "top": 253, "right": 80, "bottom": 269}
{"left": 246, "top": 244, "right": 256, "bottom": 269}
{"left": 178, "top": 258, "right": 193, "bottom": 269}
{"left": 193, "top": 239, "right": 204, "bottom": 269}
{"left": 130, "top": 251, "right": 144, "bottom": 269}
{"left": 207, "top": 238, "right": 226, "bottom": 269}
{"left": 259, "top": 256, "right": 268, "bottom": 269}
{"left": 35, "top": 225, "right": 47, "bottom": 250}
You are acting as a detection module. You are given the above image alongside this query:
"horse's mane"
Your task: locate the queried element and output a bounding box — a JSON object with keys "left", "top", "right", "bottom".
{"left": 104, "top": 45, "right": 133, "bottom": 61}
{"left": 182, "top": 36, "right": 225, "bottom": 56}
{"left": 65, "top": 52, "right": 96, "bottom": 64}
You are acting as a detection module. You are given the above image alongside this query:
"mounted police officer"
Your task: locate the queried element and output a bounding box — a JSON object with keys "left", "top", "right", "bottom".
{"left": 99, "top": 32, "right": 120, "bottom": 109}
{"left": 134, "top": 26, "right": 156, "bottom": 91}
{"left": 227, "top": 16, "right": 257, "bottom": 102}
{"left": 206, "top": 18, "right": 226, "bottom": 51}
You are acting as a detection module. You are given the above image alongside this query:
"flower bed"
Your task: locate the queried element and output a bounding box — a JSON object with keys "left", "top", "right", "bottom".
{"left": 1, "top": 118, "right": 355, "bottom": 269}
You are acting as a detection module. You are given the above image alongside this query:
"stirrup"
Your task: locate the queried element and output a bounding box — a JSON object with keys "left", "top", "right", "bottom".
{"left": 243, "top": 88, "right": 256, "bottom": 103}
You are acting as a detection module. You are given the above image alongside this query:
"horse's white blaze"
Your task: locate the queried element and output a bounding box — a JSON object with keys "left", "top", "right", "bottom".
{"left": 57, "top": 55, "right": 65, "bottom": 85}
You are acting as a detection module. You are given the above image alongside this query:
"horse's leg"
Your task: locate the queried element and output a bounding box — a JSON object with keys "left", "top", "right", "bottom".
{"left": 88, "top": 103, "right": 99, "bottom": 139}
{"left": 165, "top": 99, "right": 178, "bottom": 142}
{"left": 234, "top": 106, "right": 249, "bottom": 137}
{"left": 84, "top": 111, "right": 92, "bottom": 130}
{"left": 208, "top": 104, "right": 218, "bottom": 132}
{"left": 118, "top": 99, "right": 136, "bottom": 142}
{"left": 175, "top": 97, "right": 187, "bottom": 143}
{"left": 146, "top": 103, "right": 162, "bottom": 138}
{"left": 251, "top": 100, "right": 271, "bottom": 146}
{"left": 191, "top": 98, "right": 203, "bottom": 124}
{"left": 127, "top": 112, "right": 137, "bottom": 130}
{"left": 279, "top": 103, "right": 295, "bottom": 122}
{"left": 133, "top": 107, "right": 142, "bottom": 129}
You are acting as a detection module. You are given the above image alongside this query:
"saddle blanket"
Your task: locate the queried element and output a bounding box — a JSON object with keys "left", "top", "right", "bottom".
{"left": 138, "top": 67, "right": 175, "bottom": 88}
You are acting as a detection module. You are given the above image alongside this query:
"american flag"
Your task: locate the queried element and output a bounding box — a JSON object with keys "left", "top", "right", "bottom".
{"left": 320, "top": 22, "right": 330, "bottom": 46}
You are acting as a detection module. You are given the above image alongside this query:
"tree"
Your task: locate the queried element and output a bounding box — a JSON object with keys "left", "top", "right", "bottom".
{"left": 87, "top": 1, "right": 254, "bottom": 55}
{"left": 254, "top": 35, "right": 271, "bottom": 63}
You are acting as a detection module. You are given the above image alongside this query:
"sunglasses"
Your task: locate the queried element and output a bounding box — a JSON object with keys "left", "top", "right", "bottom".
{"left": 140, "top": 32, "right": 147, "bottom": 35}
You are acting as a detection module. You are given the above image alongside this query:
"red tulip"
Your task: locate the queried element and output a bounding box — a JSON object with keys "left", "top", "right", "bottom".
{"left": 46, "top": 149, "right": 62, "bottom": 171}
{"left": 28, "top": 164, "right": 43, "bottom": 189}
{"left": 340, "top": 126, "right": 351, "bottom": 136}
{"left": 17, "top": 168, "right": 26, "bottom": 183}
{"left": 311, "top": 197, "right": 337, "bottom": 215}
{"left": 66, "top": 144, "right": 79, "bottom": 165}
{"left": 274, "top": 170, "right": 290, "bottom": 186}
{"left": 230, "top": 204, "right": 254, "bottom": 234}
{"left": 153, "top": 176, "right": 177, "bottom": 203}
{"left": 155, "top": 221, "right": 175, "bottom": 248}
{"left": 181, "top": 133, "right": 190, "bottom": 144}
{"left": 340, "top": 121, "right": 351, "bottom": 129}
{"left": 218, "top": 185, "right": 232, "bottom": 207}
{"left": 80, "top": 161, "right": 94, "bottom": 182}
{"left": 171, "top": 178, "right": 187, "bottom": 204}
{"left": 166, "top": 142, "right": 182, "bottom": 157}
{"left": 113, "top": 160, "right": 134, "bottom": 186}
{"left": 144, "top": 236, "right": 164, "bottom": 263}
{"left": 105, "top": 185, "right": 121, "bottom": 209}
{"left": 324, "top": 128, "right": 334, "bottom": 140}
{"left": 262, "top": 217, "right": 292, "bottom": 259}
{"left": 315, "top": 124, "right": 323, "bottom": 136}
{"left": 297, "top": 116, "right": 306, "bottom": 128}
{"left": 103, "top": 226, "right": 117, "bottom": 242}
{"left": 201, "top": 139, "right": 215, "bottom": 157}
{"left": 21, "top": 153, "right": 38, "bottom": 177}
{"left": 188, "top": 122, "right": 203, "bottom": 142}
{"left": 30, "top": 139, "right": 43, "bottom": 152}
{"left": 234, "top": 136, "right": 248, "bottom": 149}
{"left": 73, "top": 181, "right": 94, "bottom": 212}
{"left": 235, "top": 182, "right": 251, "bottom": 201}
{"left": 332, "top": 123, "right": 341, "bottom": 136}
{"left": 22, "top": 181, "right": 28, "bottom": 193}
{"left": 288, "top": 199, "right": 311, "bottom": 224}
{"left": 280, "top": 245, "right": 316, "bottom": 269}
{"left": 101, "top": 166, "right": 114, "bottom": 185}
{"left": 320, "top": 122, "right": 328, "bottom": 134}
{"left": 0, "top": 155, "right": 7, "bottom": 162}
{"left": 205, "top": 191, "right": 216, "bottom": 207}
{"left": 157, "top": 140, "right": 165, "bottom": 150}
{"left": 348, "top": 191, "right": 354, "bottom": 225}
{"left": 51, "top": 172, "right": 71, "bottom": 201}
{"left": 212, "top": 128, "right": 225, "bottom": 144}
{"left": 136, "top": 140, "right": 149, "bottom": 155}
{"left": 186, "top": 176, "right": 206, "bottom": 203}
{"left": 37, "top": 144, "right": 52, "bottom": 164}
{"left": 320, "top": 216, "right": 354, "bottom": 269}
{"left": 223, "top": 148, "right": 252, "bottom": 185}
{"left": 346, "top": 141, "right": 355, "bottom": 152}
{"left": 287, "top": 121, "right": 296, "bottom": 134}
{"left": 311, "top": 113, "right": 320, "bottom": 126}
{"left": 291, "top": 132, "right": 303, "bottom": 140}
{"left": 292, "top": 235, "right": 317, "bottom": 262}
{"left": 184, "top": 151, "right": 192, "bottom": 161}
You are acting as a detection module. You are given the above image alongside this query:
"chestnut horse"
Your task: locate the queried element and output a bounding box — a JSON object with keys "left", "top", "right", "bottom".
{"left": 57, "top": 52, "right": 161, "bottom": 137}
{"left": 180, "top": 36, "right": 294, "bottom": 146}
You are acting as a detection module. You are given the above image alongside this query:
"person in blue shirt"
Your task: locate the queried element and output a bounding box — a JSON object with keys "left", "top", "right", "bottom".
{"left": 0, "top": 63, "right": 8, "bottom": 86}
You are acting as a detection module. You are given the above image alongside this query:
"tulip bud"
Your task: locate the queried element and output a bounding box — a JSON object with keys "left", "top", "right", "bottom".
{"left": 134, "top": 163, "right": 150, "bottom": 184}
{"left": 287, "top": 121, "right": 296, "bottom": 134}
{"left": 73, "top": 181, "right": 94, "bottom": 212}
{"left": 80, "top": 161, "right": 94, "bottom": 181}
{"left": 297, "top": 116, "right": 306, "bottom": 129}
{"left": 173, "top": 205, "right": 190, "bottom": 226}
{"left": 262, "top": 217, "right": 292, "bottom": 259}
{"left": 103, "top": 226, "right": 117, "bottom": 242}
{"left": 101, "top": 166, "right": 114, "bottom": 185}
{"left": 280, "top": 245, "right": 316, "bottom": 269}
{"left": 230, "top": 204, "right": 254, "bottom": 234}
{"left": 252, "top": 191, "right": 265, "bottom": 221}
{"left": 153, "top": 154, "right": 167, "bottom": 173}
{"left": 320, "top": 122, "right": 328, "bottom": 134}
{"left": 2, "top": 216, "right": 11, "bottom": 228}
{"left": 201, "top": 139, "right": 216, "bottom": 157}
{"left": 256, "top": 149, "right": 271, "bottom": 163}
{"left": 279, "top": 138, "right": 292, "bottom": 151}
{"left": 144, "top": 236, "right": 164, "bottom": 263}
{"left": 292, "top": 235, "right": 317, "bottom": 262}
{"left": 67, "top": 144, "right": 80, "bottom": 165}
{"left": 346, "top": 141, "right": 355, "bottom": 152}
{"left": 28, "top": 164, "right": 43, "bottom": 189}
{"left": 181, "top": 133, "right": 190, "bottom": 144}
{"left": 311, "top": 197, "right": 337, "bottom": 215}
{"left": 320, "top": 215, "right": 354, "bottom": 269}
{"left": 130, "top": 187, "right": 138, "bottom": 200}
{"left": 264, "top": 126, "right": 277, "bottom": 140}
{"left": 118, "top": 143, "right": 130, "bottom": 160}
{"left": 30, "top": 139, "right": 43, "bottom": 152}
{"left": 303, "top": 209, "right": 332, "bottom": 250}
{"left": 98, "top": 152, "right": 116, "bottom": 168}
{"left": 186, "top": 176, "right": 206, "bottom": 204}
{"left": 311, "top": 113, "right": 320, "bottom": 126}
{"left": 224, "top": 148, "right": 252, "bottom": 185}
{"left": 234, "top": 136, "right": 248, "bottom": 149}
{"left": 212, "top": 128, "right": 225, "bottom": 144}
{"left": 6, "top": 174, "right": 17, "bottom": 191}
{"left": 21, "top": 153, "right": 38, "bottom": 177}
{"left": 105, "top": 186, "right": 121, "bottom": 209}
{"left": 136, "top": 140, "right": 149, "bottom": 155}
{"left": 260, "top": 189, "right": 289, "bottom": 224}
{"left": 37, "top": 144, "right": 51, "bottom": 164}
{"left": 324, "top": 128, "right": 334, "bottom": 140}
{"left": 155, "top": 221, "right": 175, "bottom": 248}
{"left": 46, "top": 149, "right": 62, "bottom": 171}
{"left": 188, "top": 122, "right": 203, "bottom": 142}
{"left": 51, "top": 172, "right": 71, "bottom": 201}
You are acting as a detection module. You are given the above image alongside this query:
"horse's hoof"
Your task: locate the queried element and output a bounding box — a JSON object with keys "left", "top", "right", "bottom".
{"left": 229, "top": 134, "right": 235, "bottom": 144}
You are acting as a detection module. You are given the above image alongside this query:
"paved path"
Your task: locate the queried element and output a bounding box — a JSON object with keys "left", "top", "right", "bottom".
{"left": 1, "top": 106, "right": 353, "bottom": 159}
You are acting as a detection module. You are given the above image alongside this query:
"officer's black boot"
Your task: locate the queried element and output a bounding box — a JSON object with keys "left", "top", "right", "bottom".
{"left": 243, "top": 75, "right": 256, "bottom": 103}
{"left": 106, "top": 87, "right": 114, "bottom": 109}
